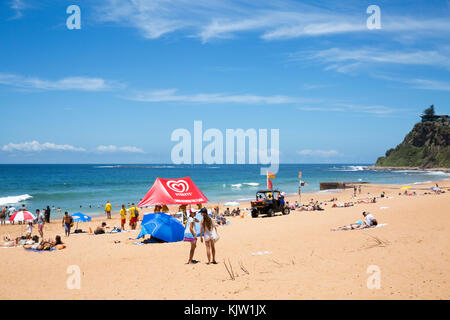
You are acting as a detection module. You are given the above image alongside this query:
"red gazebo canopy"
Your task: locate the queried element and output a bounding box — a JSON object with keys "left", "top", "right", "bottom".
{"left": 137, "top": 176, "right": 208, "bottom": 207}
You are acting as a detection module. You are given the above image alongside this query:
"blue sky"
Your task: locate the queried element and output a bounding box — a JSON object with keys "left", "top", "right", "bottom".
{"left": 0, "top": 0, "right": 449, "bottom": 164}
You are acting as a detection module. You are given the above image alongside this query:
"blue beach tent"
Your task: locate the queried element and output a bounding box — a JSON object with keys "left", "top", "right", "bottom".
{"left": 137, "top": 212, "right": 185, "bottom": 243}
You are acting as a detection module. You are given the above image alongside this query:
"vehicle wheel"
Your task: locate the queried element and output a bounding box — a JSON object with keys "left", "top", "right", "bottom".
{"left": 267, "top": 209, "right": 273, "bottom": 217}
{"left": 283, "top": 207, "right": 290, "bottom": 215}
{"left": 251, "top": 209, "right": 259, "bottom": 218}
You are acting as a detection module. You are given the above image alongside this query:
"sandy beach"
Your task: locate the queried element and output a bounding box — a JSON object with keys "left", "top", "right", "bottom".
{"left": 0, "top": 179, "right": 449, "bottom": 300}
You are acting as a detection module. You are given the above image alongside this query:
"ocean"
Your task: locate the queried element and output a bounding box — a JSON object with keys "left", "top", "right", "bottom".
{"left": 0, "top": 164, "right": 449, "bottom": 218}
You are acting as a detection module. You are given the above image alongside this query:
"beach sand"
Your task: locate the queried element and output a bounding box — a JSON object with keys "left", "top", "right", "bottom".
{"left": 0, "top": 180, "right": 449, "bottom": 300}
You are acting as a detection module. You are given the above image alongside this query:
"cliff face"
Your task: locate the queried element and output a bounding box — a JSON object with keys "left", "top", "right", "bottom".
{"left": 375, "top": 122, "right": 450, "bottom": 168}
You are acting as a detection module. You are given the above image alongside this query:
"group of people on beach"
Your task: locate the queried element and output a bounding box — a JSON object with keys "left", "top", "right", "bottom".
{"left": 184, "top": 207, "right": 219, "bottom": 265}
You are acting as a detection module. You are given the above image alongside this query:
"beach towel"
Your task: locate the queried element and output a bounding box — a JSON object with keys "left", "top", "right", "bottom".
{"left": 25, "top": 248, "right": 57, "bottom": 252}
{"left": 360, "top": 223, "right": 388, "bottom": 230}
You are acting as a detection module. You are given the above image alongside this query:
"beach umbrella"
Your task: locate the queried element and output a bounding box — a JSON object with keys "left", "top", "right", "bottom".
{"left": 137, "top": 212, "right": 185, "bottom": 243}
{"left": 71, "top": 212, "right": 91, "bottom": 222}
{"left": 8, "top": 210, "right": 36, "bottom": 223}
{"left": 71, "top": 212, "right": 91, "bottom": 230}
{"left": 430, "top": 187, "right": 441, "bottom": 191}
{"left": 401, "top": 186, "right": 411, "bottom": 190}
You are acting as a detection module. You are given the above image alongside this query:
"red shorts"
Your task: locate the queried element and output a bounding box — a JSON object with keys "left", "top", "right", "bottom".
{"left": 130, "top": 217, "right": 137, "bottom": 224}
{"left": 121, "top": 219, "right": 126, "bottom": 225}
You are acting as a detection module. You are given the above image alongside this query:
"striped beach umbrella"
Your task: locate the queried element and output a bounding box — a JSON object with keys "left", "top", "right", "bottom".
{"left": 8, "top": 211, "right": 36, "bottom": 223}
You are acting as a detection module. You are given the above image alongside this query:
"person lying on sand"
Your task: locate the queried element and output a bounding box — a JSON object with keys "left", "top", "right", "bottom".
{"left": 25, "top": 235, "right": 65, "bottom": 250}
{"left": 331, "top": 212, "right": 378, "bottom": 231}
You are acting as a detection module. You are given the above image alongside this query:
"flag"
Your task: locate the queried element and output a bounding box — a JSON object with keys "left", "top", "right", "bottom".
{"left": 267, "top": 171, "right": 275, "bottom": 189}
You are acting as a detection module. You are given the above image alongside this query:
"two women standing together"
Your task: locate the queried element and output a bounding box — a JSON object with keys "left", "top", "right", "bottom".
{"left": 185, "top": 207, "right": 219, "bottom": 265}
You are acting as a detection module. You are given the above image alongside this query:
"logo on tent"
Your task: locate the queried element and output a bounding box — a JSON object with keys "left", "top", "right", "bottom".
{"left": 166, "top": 180, "right": 190, "bottom": 193}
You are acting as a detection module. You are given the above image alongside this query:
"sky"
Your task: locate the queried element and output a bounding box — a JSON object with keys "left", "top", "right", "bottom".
{"left": 0, "top": 0, "right": 449, "bottom": 164}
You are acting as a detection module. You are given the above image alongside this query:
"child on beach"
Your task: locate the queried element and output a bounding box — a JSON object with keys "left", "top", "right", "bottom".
{"left": 35, "top": 209, "right": 45, "bottom": 238}
{"left": 200, "top": 208, "right": 218, "bottom": 265}
{"left": 26, "top": 222, "right": 33, "bottom": 238}
{"left": 184, "top": 209, "right": 199, "bottom": 264}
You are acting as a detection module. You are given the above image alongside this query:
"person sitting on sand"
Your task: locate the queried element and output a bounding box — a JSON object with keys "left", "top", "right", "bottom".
{"left": 224, "top": 208, "right": 230, "bottom": 216}
{"left": 331, "top": 212, "right": 378, "bottom": 231}
{"left": 25, "top": 221, "right": 33, "bottom": 239}
{"left": 94, "top": 222, "right": 108, "bottom": 235}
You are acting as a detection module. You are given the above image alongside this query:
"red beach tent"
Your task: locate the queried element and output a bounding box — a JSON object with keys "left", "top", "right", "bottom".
{"left": 137, "top": 176, "right": 209, "bottom": 207}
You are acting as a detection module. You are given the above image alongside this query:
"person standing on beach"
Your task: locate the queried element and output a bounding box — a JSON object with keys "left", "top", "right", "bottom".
{"left": 129, "top": 203, "right": 139, "bottom": 230}
{"left": 184, "top": 209, "right": 199, "bottom": 264}
{"left": 200, "top": 208, "right": 218, "bottom": 264}
{"left": 358, "top": 185, "right": 362, "bottom": 194}
{"left": 8, "top": 206, "right": 15, "bottom": 224}
{"left": 45, "top": 206, "right": 51, "bottom": 223}
{"left": 0, "top": 206, "right": 7, "bottom": 225}
{"left": 105, "top": 201, "right": 112, "bottom": 219}
{"left": 120, "top": 205, "right": 127, "bottom": 230}
{"left": 36, "top": 209, "right": 45, "bottom": 238}
{"left": 62, "top": 212, "right": 73, "bottom": 237}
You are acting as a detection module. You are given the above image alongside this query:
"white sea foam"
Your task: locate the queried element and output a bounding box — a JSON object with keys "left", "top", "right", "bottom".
{"left": 93, "top": 166, "right": 118, "bottom": 168}
{"left": 231, "top": 182, "right": 260, "bottom": 188}
{"left": 317, "top": 189, "right": 344, "bottom": 194}
{"left": 0, "top": 194, "right": 33, "bottom": 206}
{"left": 331, "top": 165, "right": 367, "bottom": 172}
{"left": 243, "top": 182, "right": 260, "bottom": 186}
{"left": 412, "top": 181, "right": 432, "bottom": 185}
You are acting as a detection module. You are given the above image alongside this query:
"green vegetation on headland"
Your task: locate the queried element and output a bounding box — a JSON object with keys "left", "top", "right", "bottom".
{"left": 374, "top": 105, "right": 450, "bottom": 169}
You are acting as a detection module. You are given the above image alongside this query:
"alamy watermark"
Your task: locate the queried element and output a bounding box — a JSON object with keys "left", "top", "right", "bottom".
{"left": 66, "top": 5, "right": 81, "bottom": 30}
{"left": 366, "top": 265, "right": 381, "bottom": 290}
{"left": 366, "top": 5, "right": 381, "bottom": 30}
{"left": 171, "top": 121, "right": 279, "bottom": 175}
{"left": 66, "top": 265, "right": 81, "bottom": 290}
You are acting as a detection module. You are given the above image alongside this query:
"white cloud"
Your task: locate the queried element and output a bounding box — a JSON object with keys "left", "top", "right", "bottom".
{"left": 96, "top": 145, "right": 145, "bottom": 153}
{"left": 9, "top": 0, "right": 27, "bottom": 19}
{"left": 292, "top": 47, "right": 450, "bottom": 73}
{"left": 409, "top": 79, "right": 450, "bottom": 91}
{"left": 128, "top": 88, "right": 318, "bottom": 104}
{"left": 298, "top": 103, "right": 395, "bottom": 115}
{"left": 374, "top": 74, "right": 450, "bottom": 92}
{"left": 2, "top": 141, "right": 86, "bottom": 152}
{"left": 94, "top": 1, "right": 450, "bottom": 42}
{"left": 297, "top": 149, "right": 340, "bottom": 157}
{"left": 0, "top": 73, "right": 122, "bottom": 91}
